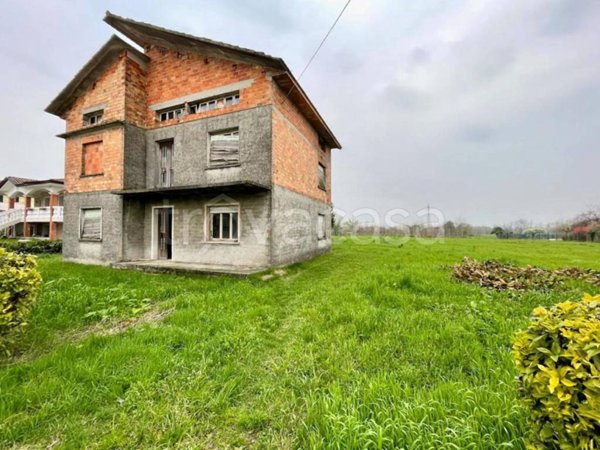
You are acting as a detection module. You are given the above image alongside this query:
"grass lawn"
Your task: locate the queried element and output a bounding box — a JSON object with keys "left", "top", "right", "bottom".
{"left": 1, "top": 238, "right": 599, "bottom": 449}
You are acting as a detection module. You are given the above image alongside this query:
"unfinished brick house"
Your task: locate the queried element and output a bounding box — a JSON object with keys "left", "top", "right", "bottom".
{"left": 46, "top": 12, "right": 341, "bottom": 273}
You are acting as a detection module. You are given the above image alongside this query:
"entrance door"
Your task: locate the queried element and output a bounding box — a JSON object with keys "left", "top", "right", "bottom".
{"left": 156, "top": 207, "right": 173, "bottom": 260}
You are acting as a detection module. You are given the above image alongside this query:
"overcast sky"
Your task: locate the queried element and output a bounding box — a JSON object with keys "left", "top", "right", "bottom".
{"left": 1, "top": 0, "right": 598, "bottom": 226}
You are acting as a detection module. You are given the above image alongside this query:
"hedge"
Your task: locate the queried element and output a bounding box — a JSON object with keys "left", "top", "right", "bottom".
{"left": 0, "top": 248, "right": 42, "bottom": 355}
{"left": 513, "top": 294, "right": 600, "bottom": 449}
{"left": 0, "top": 239, "right": 62, "bottom": 254}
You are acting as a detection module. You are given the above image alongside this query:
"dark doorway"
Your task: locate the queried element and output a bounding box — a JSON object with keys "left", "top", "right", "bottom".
{"left": 156, "top": 207, "right": 173, "bottom": 260}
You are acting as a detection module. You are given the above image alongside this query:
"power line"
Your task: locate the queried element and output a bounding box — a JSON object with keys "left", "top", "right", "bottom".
{"left": 279, "top": 0, "right": 351, "bottom": 108}
{"left": 297, "top": 0, "right": 352, "bottom": 80}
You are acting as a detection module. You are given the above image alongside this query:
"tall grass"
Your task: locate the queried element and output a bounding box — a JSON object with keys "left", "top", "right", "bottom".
{"left": 1, "top": 238, "right": 599, "bottom": 448}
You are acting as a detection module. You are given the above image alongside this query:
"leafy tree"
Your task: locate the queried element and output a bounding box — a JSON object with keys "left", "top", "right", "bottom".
{"left": 491, "top": 226, "right": 504, "bottom": 236}
{"left": 443, "top": 221, "right": 456, "bottom": 237}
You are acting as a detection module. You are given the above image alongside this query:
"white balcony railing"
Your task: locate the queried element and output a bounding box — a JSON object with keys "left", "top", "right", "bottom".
{"left": 0, "top": 206, "right": 64, "bottom": 229}
{"left": 53, "top": 206, "right": 64, "bottom": 221}
{"left": 0, "top": 209, "right": 24, "bottom": 228}
{"left": 26, "top": 206, "right": 64, "bottom": 223}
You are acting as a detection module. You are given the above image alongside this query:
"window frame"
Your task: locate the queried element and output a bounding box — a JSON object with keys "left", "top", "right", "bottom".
{"left": 189, "top": 92, "right": 240, "bottom": 115}
{"left": 83, "top": 110, "right": 104, "bottom": 127}
{"left": 317, "top": 213, "right": 326, "bottom": 240}
{"left": 318, "top": 163, "right": 327, "bottom": 191}
{"left": 158, "top": 139, "right": 175, "bottom": 188}
{"left": 157, "top": 106, "right": 185, "bottom": 122}
{"left": 208, "top": 128, "right": 240, "bottom": 169}
{"left": 205, "top": 203, "right": 240, "bottom": 244}
{"left": 79, "top": 207, "right": 102, "bottom": 242}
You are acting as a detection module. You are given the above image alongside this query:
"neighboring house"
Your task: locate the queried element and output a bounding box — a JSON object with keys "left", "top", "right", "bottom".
{"left": 571, "top": 219, "right": 600, "bottom": 242}
{"left": 45, "top": 12, "right": 341, "bottom": 272}
{"left": 0, "top": 177, "right": 64, "bottom": 240}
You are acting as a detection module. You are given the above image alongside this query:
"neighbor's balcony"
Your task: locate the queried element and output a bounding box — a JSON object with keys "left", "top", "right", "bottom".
{"left": 25, "top": 206, "right": 64, "bottom": 223}
{"left": 0, "top": 206, "right": 64, "bottom": 228}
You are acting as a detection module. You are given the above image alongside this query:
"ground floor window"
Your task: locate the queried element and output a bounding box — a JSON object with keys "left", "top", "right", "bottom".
{"left": 80, "top": 208, "right": 102, "bottom": 241}
{"left": 317, "top": 213, "right": 326, "bottom": 240}
{"left": 208, "top": 205, "right": 239, "bottom": 242}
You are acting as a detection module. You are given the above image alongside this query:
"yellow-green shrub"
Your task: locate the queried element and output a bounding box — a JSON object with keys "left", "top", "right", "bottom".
{"left": 0, "top": 248, "right": 42, "bottom": 354}
{"left": 513, "top": 294, "right": 600, "bottom": 449}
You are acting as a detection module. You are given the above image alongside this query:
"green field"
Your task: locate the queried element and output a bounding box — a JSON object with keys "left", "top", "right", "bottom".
{"left": 1, "top": 238, "right": 599, "bottom": 449}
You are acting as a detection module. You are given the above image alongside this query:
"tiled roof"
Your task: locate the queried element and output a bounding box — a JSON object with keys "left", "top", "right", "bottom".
{"left": 0, "top": 177, "right": 64, "bottom": 189}
{"left": 4, "top": 176, "right": 37, "bottom": 186}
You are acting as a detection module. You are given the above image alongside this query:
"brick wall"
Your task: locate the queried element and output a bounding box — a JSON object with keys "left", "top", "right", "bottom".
{"left": 64, "top": 53, "right": 127, "bottom": 132}
{"left": 271, "top": 83, "right": 331, "bottom": 204}
{"left": 64, "top": 51, "right": 147, "bottom": 194}
{"left": 64, "top": 128, "right": 124, "bottom": 193}
{"left": 144, "top": 46, "right": 273, "bottom": 127}
{"left": 61, "top": 44, "right": 333, "bottom": 203}
{"left": 124, "top": 55, "right": 147, "bottom": 128}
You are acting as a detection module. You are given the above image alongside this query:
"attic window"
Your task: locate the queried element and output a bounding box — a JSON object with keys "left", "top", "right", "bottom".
{"left": 189, "top": 93, "right": 240, "bottom": 114}
{"left": 83, "top": 110, "right": 103, "bottom": 126}
{"left": 158, "top": 106, "right": 185, "bottom": 122}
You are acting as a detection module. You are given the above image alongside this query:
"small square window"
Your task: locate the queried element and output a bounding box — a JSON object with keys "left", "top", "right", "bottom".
{"left": 224, "top": 95, "right": 239, "bottom": 106}
{"left": 83, "top": 110, "right": 103, "bottom": 126}
{"left": 189, "top": 93, "right": 239, "bottom": 115}
{"left": 158, "top": 107, "right": 185, "bottom": 122}
{"left": 208, "top": 205, "right": 239, "bottom": 241}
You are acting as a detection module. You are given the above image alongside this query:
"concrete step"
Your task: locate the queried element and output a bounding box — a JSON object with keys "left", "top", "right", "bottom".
{"left": 111, "top": 260, "right": 267, "bottom": 276}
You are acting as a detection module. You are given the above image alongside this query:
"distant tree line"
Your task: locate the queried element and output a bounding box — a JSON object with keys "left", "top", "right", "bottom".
{"left": 331, "top": 206, "right": 600, "bottom": 243}
{"left": 491, "top": 207, "right": 600, "bottom": 243}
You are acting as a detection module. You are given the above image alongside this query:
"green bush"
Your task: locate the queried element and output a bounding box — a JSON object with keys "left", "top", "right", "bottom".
{"left": 513, "top": 294, "right": 600, "bottom": 449}
{"left": 0, "top": 239, "right": 62, "bottom": 254}
{"left": 0, "top": 248, "right": 42, "bottom": 355}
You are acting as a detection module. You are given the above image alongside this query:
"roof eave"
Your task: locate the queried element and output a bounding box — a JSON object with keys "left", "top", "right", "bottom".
{"left": 273, "top": 71, "right": 341, "bottom": 149}
{"left": 103, "top": 11, "right": 286, "bottom": 71}
{"left": 45, "top": 35, "right": 148, "bottom": 117}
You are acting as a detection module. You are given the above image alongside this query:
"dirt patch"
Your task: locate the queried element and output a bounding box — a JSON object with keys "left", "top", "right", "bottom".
{"left": 99, "top": 307, "right": 174, "bottom": 336}
{"left": 72, "top": 307, "right": 174, "bottom": 341}
{"left": 453, "top": 257, "right": 600, "bottom": 291}
{"left": 261, "top": 268, "right": 288, "bottom": 281}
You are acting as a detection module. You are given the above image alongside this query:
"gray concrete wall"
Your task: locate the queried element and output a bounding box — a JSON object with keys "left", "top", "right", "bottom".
{"left": 143, "top": 106, "right": 272, "bottom": 189}
{"left": 63, "top": 191, "right": 123, "bottom": 264}
{"left": 123, "top": 124, "right": 147, "bottom": 190}
{"left": 122, "top": 198, "right": 145, "bottom": 261}
{"left": 122, "top": 190, "right": 271, "bottom": 269}
{"left": 270, "top": 185, "right": 332, "bottom": 266}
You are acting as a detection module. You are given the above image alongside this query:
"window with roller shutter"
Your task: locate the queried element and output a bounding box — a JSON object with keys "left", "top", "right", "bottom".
{"left": 80, "top": 208, "right": 102, "bottom": 241}
{"left": 209, "top": 129, "right": 239, "bottom": 168}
